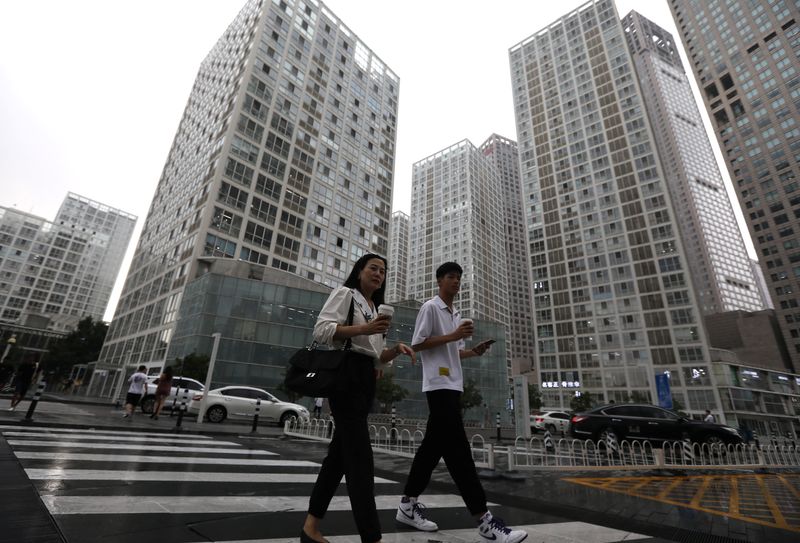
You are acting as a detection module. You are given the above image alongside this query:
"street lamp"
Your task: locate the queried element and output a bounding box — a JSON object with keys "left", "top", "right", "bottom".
{"left": 0, "top": 334, "right": 17, "bottom": 365}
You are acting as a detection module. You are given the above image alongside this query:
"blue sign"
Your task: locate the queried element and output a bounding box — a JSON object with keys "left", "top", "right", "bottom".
{"left": 655, "top": 373, "right": 672, "bottom": 409}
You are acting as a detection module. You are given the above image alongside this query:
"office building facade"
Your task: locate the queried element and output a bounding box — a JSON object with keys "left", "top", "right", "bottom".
{"left": 669, "top": 0, "right": 800, "bottom": 369}
{"left": 408, "top": 140, "right": 509, "bottom": 327}
{"left": 0, "top": 193, "right": 136, "bottom": 331}
{"left": 93, "top": 0, "right": 399, "bottom": 397}
{"left": 509, "top": 0, "right": 721, "bottom": 415}
{"left": 479, "top": 134, "right": 536, "bottom": 375}
{"left": 386, "top": 210, "right": 409, "bottom": 302}
{"left": 623, "top": 10, "right": 764, "bottom": 315}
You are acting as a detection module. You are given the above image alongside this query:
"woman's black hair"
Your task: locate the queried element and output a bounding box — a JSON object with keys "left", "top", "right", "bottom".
{"left": 343, "top": 253, "right": 388, "bottom": 306}
{"left": 163, "top": 365, "right": 173, "bottom": 378}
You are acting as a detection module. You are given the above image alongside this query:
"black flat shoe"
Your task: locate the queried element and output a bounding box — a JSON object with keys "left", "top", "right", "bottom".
{"left": 300, "top": 530, "right": 328, "bottom": 543}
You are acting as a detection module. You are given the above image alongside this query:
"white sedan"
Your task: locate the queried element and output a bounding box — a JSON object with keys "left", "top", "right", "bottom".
{"left": 189, "top": 386, "right": 310, "bottom": 425}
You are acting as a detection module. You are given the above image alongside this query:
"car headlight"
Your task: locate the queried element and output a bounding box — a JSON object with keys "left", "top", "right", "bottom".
{"left": 721, "top": 427, "right": 740, "bottom": 435}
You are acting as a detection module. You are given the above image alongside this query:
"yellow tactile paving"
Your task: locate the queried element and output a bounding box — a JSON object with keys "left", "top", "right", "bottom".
{"left": 564, "top": 473, "right": 800, "bottom": 533}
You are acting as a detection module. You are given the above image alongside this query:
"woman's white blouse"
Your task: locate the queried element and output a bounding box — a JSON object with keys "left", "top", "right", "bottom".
{"left": 313, "top": 287, "right": 387, "bottom": 365}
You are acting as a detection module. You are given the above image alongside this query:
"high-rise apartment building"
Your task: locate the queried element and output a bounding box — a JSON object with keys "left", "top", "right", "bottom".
{"left": 623, "top": 10, "right": 764, "bottom": 315}
{"left": 408, "top": 140, "right": 509, "bottom": 327}
{"left": 387, "top": 210, "right": 409, "bottom": 302}
{"left": 668, "top": 0, "right": 800, "bottom": 369}
{"left": 93, "top": 0, "right": 399, "bottom": 396}
{"left": 479, "top": 134, "right": 536, "bottom": 375}
{"left": 0, "top": 193, "right": 136, "bottom": 331}
{"left": 509, "top": 0, "right": 722, "bottom": 414}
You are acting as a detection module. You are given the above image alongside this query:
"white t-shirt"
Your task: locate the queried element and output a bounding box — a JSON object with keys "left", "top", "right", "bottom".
{"left": 313, "top": 286, "right": 387, "bottom": 366}
{"left": 127, "top": 371, "right": 148, "bottom": 394}
{"left": 412, "top": 295, "right": 465, "bottom": 392}
{"left": 704, "top": 414, "right": 715, "bottom": 423}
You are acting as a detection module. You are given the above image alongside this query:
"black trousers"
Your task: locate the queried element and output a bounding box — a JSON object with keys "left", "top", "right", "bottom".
{"left": 403, "top": 389, "right": 487, "bottom": 515}
{"left": 308, "top": 352, "right": 380, "bottom": 543}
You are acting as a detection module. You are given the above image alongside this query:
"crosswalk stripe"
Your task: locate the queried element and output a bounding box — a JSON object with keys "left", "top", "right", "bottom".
{"left": 2, "top": 431, "right": 239, "bottom": 446}
{"left": 181, "top": 522, "right": 651, "bottom": 543}
{"left": 7, "top": 439, "right": 275, "bottom": 456}
{"left": 14, "top": 451, "right": 320, "bottom": 466}
{"left": 0, "top": 425, "right": 212, "bottom": 439}
{"left": 40, "top": 493, "right": 482, "bottom": 515}
{"left": 25, "top": 469, "right": 395, "bottom": 484}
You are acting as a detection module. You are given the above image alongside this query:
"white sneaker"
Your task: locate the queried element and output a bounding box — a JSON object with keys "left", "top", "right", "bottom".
{"left": 396, "top": 498, "right": 438, "bottom": 531}
{"left": 477, "top": 514, "right": 527, "bottom": 543}
{"left": 7, "top": 406, "right": 14, "bottom": 411}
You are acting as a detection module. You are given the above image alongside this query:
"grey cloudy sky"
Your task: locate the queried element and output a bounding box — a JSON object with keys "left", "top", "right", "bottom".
{"left": 0, "top": 0, "right": 751, "bottom": 321}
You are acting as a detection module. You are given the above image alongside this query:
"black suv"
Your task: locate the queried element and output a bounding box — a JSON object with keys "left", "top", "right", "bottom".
{"left": 569, "top": 404, "right": 743, "bottom": 445}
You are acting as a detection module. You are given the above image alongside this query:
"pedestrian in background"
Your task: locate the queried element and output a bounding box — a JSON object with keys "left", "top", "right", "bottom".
{"left": 300, "top": 253, "right": 415, "bottom": 543}
{"left": 150, "top": 365, "right": 173, "bottom": 420}
{"left": 704, "top": 410, "right": 715, "bottom": 423}
{"left": 395, "top": 262, "right": 527, "bottom": 543}
{"left": 7, "top": 359, "right": 36, "bottom": 412}
{"left": 313, "top": 397, "right": 324, "bottom": 419}
{"left": 123, "top": 365, "right": 148, "bottom": 420}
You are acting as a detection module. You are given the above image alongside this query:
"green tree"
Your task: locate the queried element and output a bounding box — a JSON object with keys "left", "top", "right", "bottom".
{"left": 528, "top": 383, "right": 542, "bottom": 412}
{"left": 170, "top": 353, "right": 210, "bottom": 382}
{"left": 671, "top": 397, "right": 689, "bottom": 418}
{"left": 374, "top": 372, "right": 408, "bottom": 413}
{"left": 570, "top": 391, "right": 596, "bottom": 413}
{"left": 460, "top": 378, "right": 483, "bottom": 413}
{"left": 45, "top": 317, "right": 108, "bottom": 377}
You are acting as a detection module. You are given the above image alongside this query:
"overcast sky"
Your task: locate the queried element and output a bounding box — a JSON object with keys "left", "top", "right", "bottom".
{"left": 0, "top": 0, "right": 753, "bottom": 321}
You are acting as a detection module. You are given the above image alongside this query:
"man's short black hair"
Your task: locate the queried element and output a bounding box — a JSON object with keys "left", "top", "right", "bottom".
{"left": 436, "top": 261, "right": 463, "bottom": 279}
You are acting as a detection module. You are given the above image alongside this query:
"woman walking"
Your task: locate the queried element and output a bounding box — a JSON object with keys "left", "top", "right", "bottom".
{"left": 301, "top": 253, "right": 414, "bottom": 543}
{"left": 150, "top": 365, "right": 173, "bottom": 420}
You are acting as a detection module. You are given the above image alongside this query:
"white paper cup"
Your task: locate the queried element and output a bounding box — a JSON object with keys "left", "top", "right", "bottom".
{"left": 461, "top": 318, "right": 473, "bottom": 338}
{"left": 377, "top": 304, "right": 394, "bottom": 318}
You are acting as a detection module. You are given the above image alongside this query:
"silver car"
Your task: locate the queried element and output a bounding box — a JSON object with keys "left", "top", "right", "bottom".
{"left": 188, "top": 385, "right": 310, "bottom": 425}
{"left": 530, "top": 411, "right": 571, "bottom": 434}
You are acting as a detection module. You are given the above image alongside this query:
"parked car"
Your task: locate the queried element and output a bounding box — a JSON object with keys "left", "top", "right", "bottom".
{"left": 530, "top": 411, "right": 571, "bottom": 434}
{"left": 140, "top": 376, "right": 205, "bottom": 414}
{"left": 569, "top": 404, "right": 743, "bottom": 445}
{"left": 188, "top": 385, "right": 310, "bottom": 425}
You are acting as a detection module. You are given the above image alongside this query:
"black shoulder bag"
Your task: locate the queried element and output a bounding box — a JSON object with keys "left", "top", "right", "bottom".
{"left": 283, "top": 297, "right": 355, "bottom": 398}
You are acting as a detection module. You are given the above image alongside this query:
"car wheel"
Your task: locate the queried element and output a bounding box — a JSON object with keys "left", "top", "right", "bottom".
{"left": 704, "top": 435, "right": 725, "bottom": 448}
{"left": 206, "top": 405, "right": 227, "bottom": 423}
{"left": 546, "top": 423, "right": 557, "bottom": 434}
{"left": 279, "top": 411, "right": 297, "bottom": 426}
{"left": 140, "top": 395, "right": 155, "bottom": 414}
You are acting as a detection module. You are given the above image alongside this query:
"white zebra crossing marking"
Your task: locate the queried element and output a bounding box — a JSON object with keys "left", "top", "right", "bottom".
{"left": 14, "top": 451, "right": 319, "bottom": 466}
{"left": 0, "top": 425, "right": 212, "bottom": 439}
{"left": 8, "top": 439, "right": 275, "bottom": 456}
{"left": 40, "top": 493, "right": 486, "bottom": 515}
{"left": 25, "top": 468, "right": 395, "bottom": 484}
{"left": 180, "top": 522, "right": 651, "bottom": 543}
{"left": 2, "top": 430, "right": 237, "bottom": 446}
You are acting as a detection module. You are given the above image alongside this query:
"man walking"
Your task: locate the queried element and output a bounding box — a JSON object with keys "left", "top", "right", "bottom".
{"left": 123, "top": 365, "right": 148, "bottom": 420}
{"left": 8, "top": 359, "right": 37, "bottom": 411}
{"left": 395, "top": 262, "right": 527, "bottom": 543}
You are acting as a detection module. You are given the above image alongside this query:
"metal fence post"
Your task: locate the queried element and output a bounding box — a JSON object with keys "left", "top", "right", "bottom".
{"left": 23, "top": 379, "right": 46, "bottom": 421}
{"left": 175, "top": 388, "right": 189, "bottom": 429}
{"left": 391, "top": 405, "right": 396, "bottom": 443}
{"left": 251, "top": 398, "right": 261, "bottom": 433}
{"left": 495, "top": 412, "right": 501, "bottom": 442}
{"left": 543, "top": 429, "right": 554, "bottom": 450}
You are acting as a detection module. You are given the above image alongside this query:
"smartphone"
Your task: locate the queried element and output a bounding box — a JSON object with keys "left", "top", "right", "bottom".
{"left": 477, "top": 339, "right": 496, "bottom": 349}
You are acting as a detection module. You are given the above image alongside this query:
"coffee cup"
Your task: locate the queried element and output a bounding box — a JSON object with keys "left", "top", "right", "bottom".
{"left": 377, "top": 304, "right": 394, "bottom": 318}
{"left": 461, "top": 318, "right": 473, "bottom": 338}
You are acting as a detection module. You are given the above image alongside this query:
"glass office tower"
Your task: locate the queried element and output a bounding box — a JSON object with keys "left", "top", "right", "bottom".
{"left": 669, "top": 0, "right": 800, "bottom": 370}
{"left": 93, "top": 0, "right": 399, "bottom": 398}
{"left": 509, "top": 0, "right": 722, "bottom": 415}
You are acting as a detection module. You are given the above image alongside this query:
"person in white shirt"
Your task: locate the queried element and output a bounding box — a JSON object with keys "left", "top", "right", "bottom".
{"left": 123, "top": 365, "right": 148, "bottom": 419}
{"left": 395, "top": 262, "right": 528, "bottom": 543}
{"left": 301, "top": 253, "right": 414, "bottom": 543}
{"left": 313, "top": 397, "right": 324, "bottom": 419}
{"left": 704, "top": 410, "right": 715, "bottom": 423}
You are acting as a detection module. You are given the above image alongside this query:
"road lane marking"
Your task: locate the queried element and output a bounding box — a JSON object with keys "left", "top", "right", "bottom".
{"left": 7, "top": 439, "right": 274, "bottom": 456}
{"left": 14, "top": 451, "right": 320, "bottom": 466}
